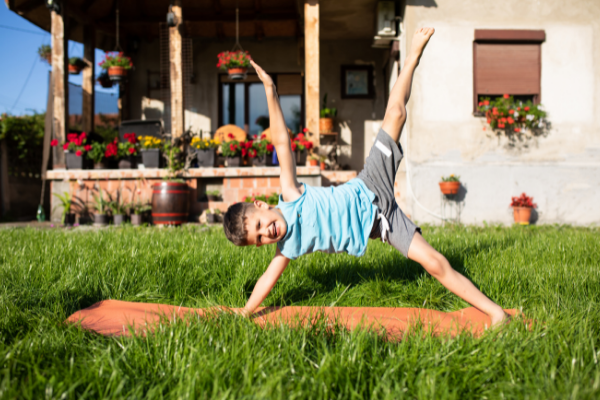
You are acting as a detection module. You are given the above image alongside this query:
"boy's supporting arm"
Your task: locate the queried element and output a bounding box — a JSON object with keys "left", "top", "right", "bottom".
{"left": 251, "top": 60, "right": 302, "bottom": 202}
{"left": 242, "top": 247, "right": 290, "bottom": 316}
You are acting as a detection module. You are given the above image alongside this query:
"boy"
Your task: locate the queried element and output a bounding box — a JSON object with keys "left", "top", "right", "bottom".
{"left": 224, "top": 28, "right": 509, "bottom": 327}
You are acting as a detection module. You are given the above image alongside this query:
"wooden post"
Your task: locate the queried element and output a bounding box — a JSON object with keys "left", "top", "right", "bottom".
{"left": 82, "top": 26, "right": 95, "bottom": 133}
{"left": 51, "top": 5, "right": 67, "bottom": 168}
{"left": 0, "top": 140, "right": 10, "bottom": 216}
{"left": 304, "top": 0, "right": 319, "bottom": 146}
{"left": 169, "top": 0, "right": 184, "bottom": 139}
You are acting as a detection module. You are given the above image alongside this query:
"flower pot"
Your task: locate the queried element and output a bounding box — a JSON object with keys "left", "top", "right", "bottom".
{"left": 108, "top": 66, "right": 127, "bottom": 81}
{"left": 439, "top": 181, "right": 460, "bottom": 195}
{"left": 68, "top": 64, "right": 83, "bottom": 75}
{"left": 207, "top": 194, "right": 221, "bottom": 201}
{"left": 131, "top": 214, "right": 143, "bottom": 226}
{"left": 319, "top": 118, "right": 334, "bottom": 134}
{"left": 295, "top": 150, "right": 307, "bottom": 166}
{"left": 79, "top": 215, "right": 93, "bottom": 225}
{"left": 228, "top": 67, "right": 247, "bottom": 80}
{"left": 251, "top": 154, "right": 267, "bottom": 167}
{"left": 119, "top": 156, "right": 137, "bottom": 169}
{"left": 65, "top": 151, "right": 87, "bottom": 169}
{"left": 93, "top": 161, "right": 108, "bottom": 169}
{"left": 94, "top": 214, "right": 109, "bottom": 226}
{"left": 195, "top": 148, "right": 216, "bottom": 168}
{"left": 151, "top": 182, "right": 190, "bottom": 225}
{"left": 113, "top": 214, "right": 127, "bottom": 226}
{"left": 98, "top": 75, "right": 114, "bottom": 88}
{"left": 226, "top": 156, "right": 242, "bottom": 167}
{"left": 206, "top": 213, "right": 216, "bottom": 223}
{"left": 308, "top": 159, "right": 318, "bottom": 167}
{"left": 141, "top": 149, "right": 161, "bottom": 168}
{"left": 513, "top": 207, "right": 532, "bottom": 225}
{"left": 44, "top": 54, "right": 52, "bottom": 65}
{"left": 64, "top": 213, "right": 76, "bottom": 227}
{"left": 320, "top": 161, "right": 326, "bottom": 171}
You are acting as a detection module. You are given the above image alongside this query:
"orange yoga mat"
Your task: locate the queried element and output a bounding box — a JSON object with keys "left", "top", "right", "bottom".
{"left": 66, "top": 300, "right": 518, "bottom": 339}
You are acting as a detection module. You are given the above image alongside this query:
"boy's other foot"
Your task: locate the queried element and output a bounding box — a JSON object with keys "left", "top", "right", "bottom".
{"left": 409, "top": 27, "right": 435, "bottom": 60}
{"left": 489, "top": 310, "right": 512, "bottom": 329}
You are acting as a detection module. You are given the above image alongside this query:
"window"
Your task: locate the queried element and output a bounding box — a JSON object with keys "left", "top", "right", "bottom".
{"left": 473, "top": 29, "right": 545, "bottom": 112}
{"left": 219, "top": 73, "right": 304, "bottom": 137}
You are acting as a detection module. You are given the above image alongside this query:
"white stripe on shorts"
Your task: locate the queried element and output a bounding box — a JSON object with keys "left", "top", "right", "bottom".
{"left": 375, "top": 140, "right": 392, "bottom": 157}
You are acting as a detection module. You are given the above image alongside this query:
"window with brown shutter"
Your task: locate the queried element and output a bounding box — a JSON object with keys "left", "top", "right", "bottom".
{"left": 473, "top": 29, "right": 545, "bottom": 112}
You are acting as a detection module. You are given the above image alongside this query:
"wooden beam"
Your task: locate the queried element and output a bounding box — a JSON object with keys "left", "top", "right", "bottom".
{"left": 51, "top": 5, "right": 67, "bottom": 168}
{"left": 255, "top": 21, "right": 264, "bottom": 41}
{"left": 169, "top": 0, "right": 184, "bottom": 139}
{"left": 82, "top": 0, "right": 103, "bottom": 13}
{"left": 96, "top": 10, "right": 298, "bottom": 24}
{"left": 82, "top": 25, "right": 95, "bottom": 133}
{"left": 0, "top": 139, "right": 10, "bottom": 216}
{"left": 304, "top": 0, "right": 319, "bottom": 144}
{"left": 14, "top": 0, "right": 43, "bottom": 14}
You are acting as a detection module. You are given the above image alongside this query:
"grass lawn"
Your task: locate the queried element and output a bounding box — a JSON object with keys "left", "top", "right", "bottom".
{"left": 1, "top": 224, "right": 599, "bottom": 399}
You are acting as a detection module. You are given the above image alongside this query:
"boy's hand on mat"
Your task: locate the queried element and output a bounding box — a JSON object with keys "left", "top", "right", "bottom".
{"left": 250, "top": 60, "right": 274, "bottom": 87}
{"left": 231, "top": 308, "right": 251, "bottom": 318}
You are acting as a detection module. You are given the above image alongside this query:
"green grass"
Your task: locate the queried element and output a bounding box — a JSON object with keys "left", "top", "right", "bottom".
{"left": 0, "top": 224, "right": 599, "bottom": 399}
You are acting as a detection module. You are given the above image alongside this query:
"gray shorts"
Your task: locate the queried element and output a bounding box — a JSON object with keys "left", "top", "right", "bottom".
{"left": 357, "top": 128, "right": 421, "bottom": 257}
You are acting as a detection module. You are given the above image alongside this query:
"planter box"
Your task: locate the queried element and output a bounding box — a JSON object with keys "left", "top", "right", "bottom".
{"left": 65, "top": 151, "right": 87, "bottom": 170}
{"left": 251, "top": 154, "right": 267, "bottom": 167}
{"left": 195, "top": 148, "right": 216, "bottom": 167}
{"left": 141, "top": 149, "right": 161, "bottom": 168}
{"left": 226, "top": 156, "right": 242, "bottom": 167}
{"left": 119, "top": 156, "right": 137, "bottom": 169}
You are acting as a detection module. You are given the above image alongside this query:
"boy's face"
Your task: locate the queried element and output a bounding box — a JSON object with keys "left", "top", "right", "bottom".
{"left": 244, "top": 201, "right": 287, "bottom": 247}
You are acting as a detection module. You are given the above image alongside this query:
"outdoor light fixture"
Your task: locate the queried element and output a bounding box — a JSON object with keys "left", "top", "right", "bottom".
{"left": 46, "top": 0, "right": 60, "bottom": 13}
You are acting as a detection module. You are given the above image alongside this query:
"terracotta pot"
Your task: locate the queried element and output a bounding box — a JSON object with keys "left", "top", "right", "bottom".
{"left": 308, "top": 159, "right": 318, "bottom": 166}
{"left": 108, "top": 66, "right": 127, "bottom": 81}
{"left": 151, "top": 182, "right": 190, "bottom": 225}
{"left": 44, "top": 54, "right": 52, "bottom": 64}
{"left": 439, "top": 181, "right": 460, "bottom": 195}
{"left": 68, "top": 64, "right": 83, "bottom": 75}
{"left": 319, "top": 118, "right": 334, "bottom": 134}
{"left": 320, "top": 161, "right": 326, "bottom": 171}
{"left": 228, "top": 67, "right": 247, "bottom": 80}
{"left": 513, "top": 207, "right": 532, "bottom": 225}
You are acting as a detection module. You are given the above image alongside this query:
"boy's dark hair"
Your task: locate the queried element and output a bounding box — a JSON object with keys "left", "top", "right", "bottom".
{"left": 223, "top": 202, "right": 255, "bottom": 246}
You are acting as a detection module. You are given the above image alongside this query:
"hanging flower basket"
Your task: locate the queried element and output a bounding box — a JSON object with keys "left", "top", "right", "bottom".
{"left": 38, "top": 44, "right": 52, "bottom": 65}
{"left": 439, "top": 174, "right": 460, "bottom": 195}
{"left": 97, "top": 71, "right": 114, "bottom": 88}
{"left": 68, "top": 57, "right": 85, "bottom": 75}
{"left": 217, "top": 51, "right": 252, "bottom": 80}
{"left": 99, "top": 52, "right": 133, "bottom": 82}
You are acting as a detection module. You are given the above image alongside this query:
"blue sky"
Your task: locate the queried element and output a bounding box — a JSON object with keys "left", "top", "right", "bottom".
{"left": 0, "top": 4, "right": 117, "bottom": 116}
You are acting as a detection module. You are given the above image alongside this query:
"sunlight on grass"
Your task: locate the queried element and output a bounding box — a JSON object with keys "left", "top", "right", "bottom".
{"left": 0, "top": 225, "right": 599, "bottom": 399}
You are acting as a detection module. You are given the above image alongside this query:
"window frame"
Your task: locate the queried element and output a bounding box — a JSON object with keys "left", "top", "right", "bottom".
{"left": 472, "top": 29, "right": 545, "bottom": 114}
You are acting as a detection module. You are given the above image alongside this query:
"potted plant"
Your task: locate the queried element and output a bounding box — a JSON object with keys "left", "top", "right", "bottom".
{"left": 86, "top": 142, "right": 110, "bottom": 169}
{"left": 291, "top": 132, "right": 313, "bottom": 166}
{"left": 206, "top": 190, "right": 221, "bottom": 201}
{"left": 319, "top": 94, "right": 337, "bottom": 134}
{"left": 99, "top": 51, "right": 133, "bottom": 82}
{"left": 319, "top": 155, "right": 327, "bottom": 171}
{"left": 68, "top": 57, "right": 85, "bottom": 75}
{"left": 248, "top": 134, "right": 274, "bottom": 167}
{"left": 510, "top": 193, "right": 537, "bottom": 225}
{"left": 205, "top": 208, "right": 221, "bottom": 223}
{"left": 439, "top": 174, "right": 461, "bottom": 195}
{"left": 131, "top": 201, "right": 151, "bottom": 226}
{"left": 152, "top": 141, "right": 190, "bottom": 226}
{"left": 53, "top": 192, "right": 75, "bottom": 226}
{"left": 38, "top": 44, "right": 51, "bottom": 64}
{"left": 221, "top": 139, "right": 243, "bottom": 167}
{"left": 138, "top": 135, "right": 163, "bottom": 168}
{"left": 109, "top": 190, "right": 129, "bottom": 226}
{"left": 308, "top": 154, "right": 319, "bottom": 167}
{"left": 97, "top": 70, "right": 113, "bottom": 88}
{"left": 51, "top": 132, "right": 91, "bottom": 169}
{"left": 477, "top": 94, "right": 548, "bottom": 140}
{"left": 92, "top": 187, "right": 111, "bottom": 226}
{"left": 117, "top": 133, "right": 139, "bottom": 169}
{"left": 103, "top": 138, "right": 119, "bottom": 166}
{"left": 190, "top": 137, "right": 219, "bottom": 167}
{"left": 217, "top": 50, "right": 252, "bottom": 80}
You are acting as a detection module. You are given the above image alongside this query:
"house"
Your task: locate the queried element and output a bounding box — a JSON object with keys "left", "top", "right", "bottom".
{"left": 6, "top": 0, "right": 599, "bottom": 225}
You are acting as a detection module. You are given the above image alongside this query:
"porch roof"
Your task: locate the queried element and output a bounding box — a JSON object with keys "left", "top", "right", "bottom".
{"left": 7, "top": 0, "right": 376, "bottom": 50}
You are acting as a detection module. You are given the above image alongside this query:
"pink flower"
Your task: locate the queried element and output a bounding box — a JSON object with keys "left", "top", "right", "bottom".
{"left": 50, "top": 139, "right": 58, "bottom": 147}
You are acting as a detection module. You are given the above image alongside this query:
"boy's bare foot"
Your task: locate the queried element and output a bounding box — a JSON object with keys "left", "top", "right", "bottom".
{"left": 409, "top": 27, "right": 435, "bottom": 60}
{"left": 489, "top": 310, "right": 512, "bottom": 329}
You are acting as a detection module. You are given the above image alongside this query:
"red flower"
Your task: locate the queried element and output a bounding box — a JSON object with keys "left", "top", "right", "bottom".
{"left": 227, "top": 133, "right": 234, "bottom": 139}
{"left": 478, "top": 101, "right": 483, "bottom": 107}
{"left": 486, "top": 118, "right": 491, "bottom": 124}
{"left": 75, "top": 150, "right": 82, "bottom": 157}
{"left": 492, "top": 107, "right": 498, "bottom": 115}
{"left": 304, "top": 141, "right": 313, "bottom": 150}
{"left": 80, "top": 132, "right": 87, "bottom": 140}
{"left": 230, "top": 144, "right": 235, "bottom": 151}
{"left": 302, "top": 128, "right": 308, "bottom": 133}
{"left": 266, "top": 144, "right": 274, "bottom": 153}
{"left": 67, "top": 133, "right": 78, "bottom": 142}
{"left": 84, "top": 144, "right": 92, "bottom": 151}
{"left": 63, "top": 143, "right": 69, "bottom": 150}
{"left": 524, "top": 106, "right": 530, "bottom": 111}
{"left": 514, "top": 127, "right": 521, "bottom": 133}
{"left": 50, "top": 139, "right": 58, "bottom": 147}
{"left": 297, "top": 133, "right": 304, "bottom": 140}
{"left": 503, "top": 94, "right": 510, "bottom": 99}
{"left": 508, "top": 109, "right": 514, "bottom": 115}
{"left": 128, "top": 147, "right": 136, "bottom": 154}
{"left": 483, "top": 100, "right": 489, "bottom": 106}
{"left": 241, "top": 148, "right": 248, "bottom": 157}
{"left": 498, "top": 123, "right": 505, "bottom": 128}
{"left": 517, "top": 107, "right": 521, "bottom": 111}
{"left": 291, "top": 142, "right": 297, "bottom": 151}
{"left": 260, "top": 133, "right": 266, "bottom": 140}
{"left": 249, "top": 149, "right": 257, "bottom": 158}
{"left": 507, "top": 117, "right": 514, "bottom": 124}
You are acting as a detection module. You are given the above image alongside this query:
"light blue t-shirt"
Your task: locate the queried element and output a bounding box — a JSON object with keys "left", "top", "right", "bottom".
{"left": 275, "top": 179, "right": 377, "bottom": 260}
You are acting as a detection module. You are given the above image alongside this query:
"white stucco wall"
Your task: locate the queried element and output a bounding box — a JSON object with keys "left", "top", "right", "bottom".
{"left": 398, "top": 0, "right": 600, "bottom": 225}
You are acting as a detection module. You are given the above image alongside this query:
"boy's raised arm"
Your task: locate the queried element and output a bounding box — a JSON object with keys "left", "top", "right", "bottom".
{"left": 251, "top": 60, "right": 303, "bottom": 202}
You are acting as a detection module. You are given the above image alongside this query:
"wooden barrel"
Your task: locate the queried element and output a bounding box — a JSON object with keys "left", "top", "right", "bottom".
{"left": 151, "top": 182, "right": 190, "bottom": 225}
